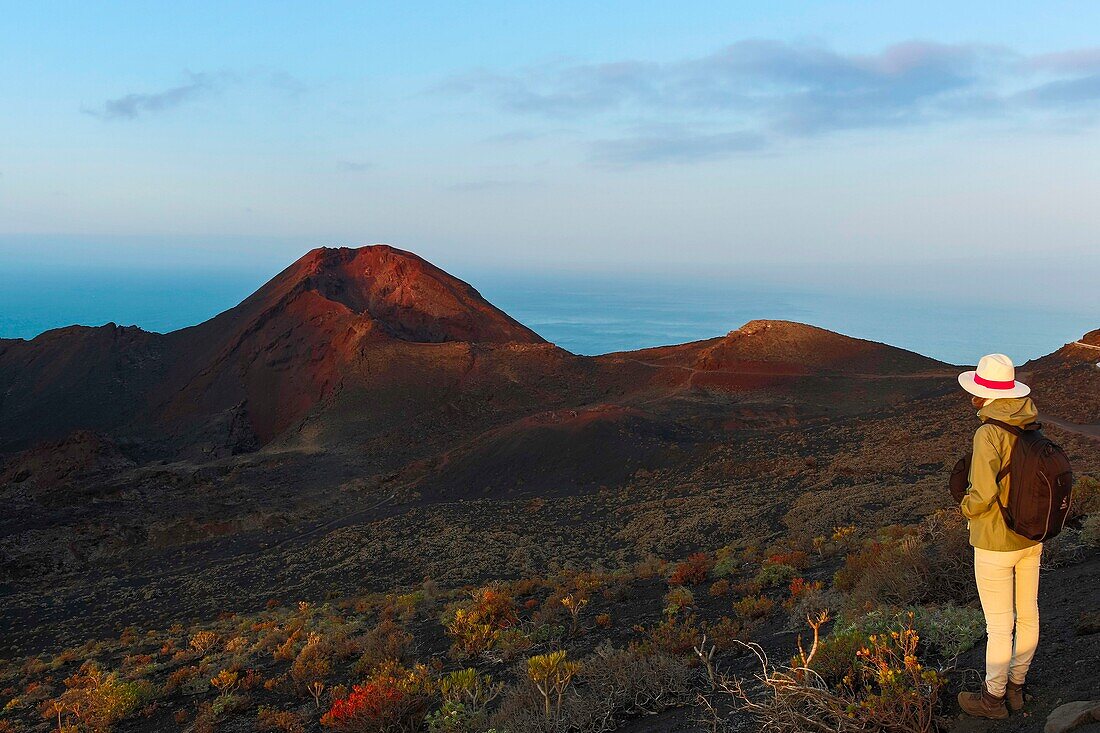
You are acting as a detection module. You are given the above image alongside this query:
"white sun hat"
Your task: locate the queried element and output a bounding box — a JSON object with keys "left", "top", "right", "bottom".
{"left": 958, "top": 353, "right": 1030, "bottom": 399}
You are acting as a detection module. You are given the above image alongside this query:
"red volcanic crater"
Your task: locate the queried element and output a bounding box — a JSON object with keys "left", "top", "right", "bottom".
{"left": 155, "top": 245, "right": 545, "bottom": 443}
{"left": 0, "top": 245, "right": 548, "bottom": 455}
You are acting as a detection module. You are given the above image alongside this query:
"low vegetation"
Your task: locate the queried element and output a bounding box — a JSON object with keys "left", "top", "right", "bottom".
{"left": 1, "top": 477, "right": 1096, "bottom": 733}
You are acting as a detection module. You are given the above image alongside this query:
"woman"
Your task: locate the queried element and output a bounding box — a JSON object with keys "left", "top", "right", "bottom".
{"left": 956, "top": 353, "right": 1042, "bottom": 720}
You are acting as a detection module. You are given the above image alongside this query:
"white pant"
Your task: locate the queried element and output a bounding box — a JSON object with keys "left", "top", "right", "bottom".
{"left": 973, "top": 544, "right": 1042, "bottom": 697}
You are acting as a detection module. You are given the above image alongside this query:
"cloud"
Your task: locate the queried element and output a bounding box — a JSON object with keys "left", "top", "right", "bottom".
{"left": 1018, "top": 74, "right": 1100, "bottom": 107}
{"left": 442, "top": 40, "right": 999, "bottom": 128}
{"left": 1026, "top": 48, "right": 1100, "bottom": 73}
{"left": 83, "top": 69, "right": 312, "bottom": 121}
{"left": 483, "top": 129, "right": 562, "bottom": 144}
{"left": 444, "top": 179, "right": 542, "bottom": 192}
{"left": 439, "top": 39, "right": 1100, "bottom": 165}
{"left": 84, "top": 72, "right": 219, "bottom": 120}
{"left": 337, "top": 160, "right": 374, "bottom": 172}
{"left": 590, "top": 129, "right": 767, "bottom": 166}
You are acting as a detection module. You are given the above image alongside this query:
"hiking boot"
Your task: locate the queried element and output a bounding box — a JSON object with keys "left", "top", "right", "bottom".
{"left": 958, "top": 684, "right": 1009, "bottom": 719}
{"left": 1005, "top": 680, "right": 1026, "bottom": 712}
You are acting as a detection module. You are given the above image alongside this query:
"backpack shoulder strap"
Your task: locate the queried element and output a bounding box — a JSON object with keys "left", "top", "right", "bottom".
{"left": 981, "top": 419, "right": 1016, "bottom": 483}
{"left": 983, "top": 418, "right": 1025, "bottom": 436}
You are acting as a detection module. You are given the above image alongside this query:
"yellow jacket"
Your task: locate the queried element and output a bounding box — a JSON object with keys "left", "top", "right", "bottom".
{"left": 960, "top": 397, "right": 1043, "bottom": 551}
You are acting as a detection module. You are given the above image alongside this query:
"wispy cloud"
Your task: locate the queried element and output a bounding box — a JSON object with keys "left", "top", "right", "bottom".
{"left": 1026, "top": 47, "right": 1100, "bottom": 73}
{"left": 442, "top": 41, "right": 998, "bottom": 124}
{"left": 482, "top": 128, "right": 565, "bottom": 144}
{"left": 591, "top": 129, "right": 767, "bottom": 166}
{"left": 337, "top": 160, "right": 374, "bottom": 172}
{"left": 444, "top": 179, "right": 543, "bottom": 192}
{"left": 439, "top": 39, "right": 1100, "bottom": 165}
{"left": 83, "top": 69, "right": 313, "bottom": 121}
{"left": 84, "top": 72, "right": 220, "bottom": 120}
{"left": 1017, "top": 75, "right": 1100, "bottom": 108}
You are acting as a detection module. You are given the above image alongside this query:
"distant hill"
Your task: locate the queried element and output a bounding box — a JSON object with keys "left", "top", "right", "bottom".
{"left": 1024, "top": 328, "right": 1100, "bottom": 424}
{"left": 615, "top": 319, "right": 943, "bottom": 373}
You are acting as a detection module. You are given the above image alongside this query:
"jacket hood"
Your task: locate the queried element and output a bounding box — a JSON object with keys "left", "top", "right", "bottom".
{"left": 978, "top": 396, "right": 1039, "bottom": 426}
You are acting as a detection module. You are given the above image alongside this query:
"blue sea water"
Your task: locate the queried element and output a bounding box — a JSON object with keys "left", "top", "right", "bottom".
{"left": 0, "top": 266, "right": 1093, "bottom": 366}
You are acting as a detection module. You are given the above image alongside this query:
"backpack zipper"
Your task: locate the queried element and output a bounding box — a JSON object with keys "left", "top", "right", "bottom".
{"left": 1039, "top": 470, "right": 1052, "bottom": 542}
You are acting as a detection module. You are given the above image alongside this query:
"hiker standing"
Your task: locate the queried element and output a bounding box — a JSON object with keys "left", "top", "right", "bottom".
{"left": 954, "top": 354, "right": 1073, "bottom": 719}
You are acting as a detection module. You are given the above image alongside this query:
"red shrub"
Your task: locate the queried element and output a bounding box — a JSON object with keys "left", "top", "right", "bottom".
{"left": 784, "top": 577, "right": 823, "bottom": 609}
{"left": 321, "top": 680, "right": 405, "bottom": 729}
{"left": 320, "top": 666, "right": 426, "bottom": 732}
{"left": 766, "top": 550, "right": 809, "bottom": 569}
{"left": 669, "top": 553, "right": 714, "bottom": 586}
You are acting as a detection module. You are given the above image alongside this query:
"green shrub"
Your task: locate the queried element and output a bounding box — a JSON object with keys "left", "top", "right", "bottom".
{"left": 490, "top": 645, "right": 692, "bottom": 733}
{"left": 834, "top": 604, "right": 986, "bottom": 661}
{"left": 729, "top": 612, "right": 944, "bottom": 733}
{"left": 1070, "top": 475, "right": 1100, "bottom": 519}
{"left": 663, "top": 586, "right": 694, "bottom": 616}
{"left": 427, "top": 701, "right": 490, "bottom": 732}
{"left": 1082, "top": 514, "right": 1100, "bottom": 548}
{"left": 712, "top": 552, "right": 742, "bottom": 578}
{"left": 755, "top": 563, "right": 797, "bottom": 589}
{"left": 527, "top": 624, "right": 566, "bottom": 645}
{"left": 428, "top": 668, "right": 502, "bottom": 732}
{"left": 806, "top": 628, "right": 867, "bottom": 686}
{"left": 911, "top": 605, "right": 985, "bottom": 659}
{"left": 210, "top": 692, "right": 248, "bottom": 717}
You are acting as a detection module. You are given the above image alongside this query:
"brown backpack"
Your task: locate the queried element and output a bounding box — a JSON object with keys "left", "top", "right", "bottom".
{"left": 948, "top": 419, "right": 1074, "bottom": 541}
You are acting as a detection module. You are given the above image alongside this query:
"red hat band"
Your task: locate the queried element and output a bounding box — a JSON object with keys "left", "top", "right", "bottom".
{"left": 973, "top": 374, "right": 1015, "bottom": 390}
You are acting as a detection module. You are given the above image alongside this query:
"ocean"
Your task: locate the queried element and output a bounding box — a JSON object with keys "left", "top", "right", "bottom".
{"left": 0, "top": 267, "right": 1093, "bottom": 366}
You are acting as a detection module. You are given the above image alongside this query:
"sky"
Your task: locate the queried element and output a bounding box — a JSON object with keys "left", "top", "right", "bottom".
{"left": 2, "top": 2, "right": 1099, "bottom": 308}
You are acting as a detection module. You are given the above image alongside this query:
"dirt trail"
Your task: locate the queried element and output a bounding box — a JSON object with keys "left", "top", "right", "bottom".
{"left": 611, "top": 357, "right": 958, "bottom": 380}
{"left": 1042, "top": 415, "right": 1100, "bottom": 440}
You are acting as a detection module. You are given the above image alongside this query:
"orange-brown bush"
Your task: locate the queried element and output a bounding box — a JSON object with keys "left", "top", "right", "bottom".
{"left": 662, "top": 586, "right": 694, "bottom": 618}
{"left": 164, "top": 665, "right": 202, "bottom": 694}
{"left": 732, "top": 595, "right": 775, "bottom": 621}
{"left": 835, "top": 513, "right": 974, "bottom": 613}
{"left": 767, "top": 550, "right": 810, "bottom": 569}
{"left": 445, "top": 586, "right": 519, "bottom": 657}
{"left": 273, "top": 629, "right": 304, "bottom": 662}
{"left": 257, "top": 706, "right": 306, "bottom": 732}
{"left": 353, "top": 619, "right": 414, "bottom": 678}
{"left": 704, "top": 616, "right": 747, "bottom": 652}
{"left": 643, "top": 614, "right": 700, "bottom": 657}
{"left": 291, "top": 635, "right": 332, "bottom": 689}
{"left": 669, "top": 552, "right": 714, "bottom": 586}
{"left": 189, "top": 630, "right": 218, "bottom": 656}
